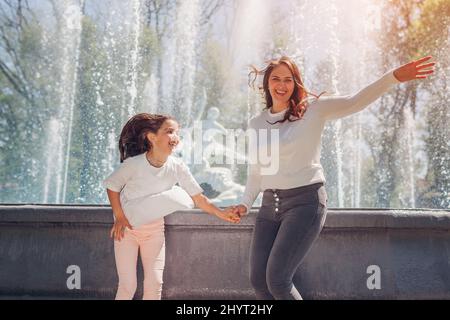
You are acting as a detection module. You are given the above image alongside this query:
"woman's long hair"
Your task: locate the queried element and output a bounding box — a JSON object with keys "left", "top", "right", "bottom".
{"left": 248, "top": 56, "right": 325, "bottom": 125}
{"left": 118, "top": 113, "right": 173, "bottom": 162}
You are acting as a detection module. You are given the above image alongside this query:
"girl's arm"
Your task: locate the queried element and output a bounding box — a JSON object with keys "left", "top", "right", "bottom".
{"left": 107, "top": 189, "right": 133, "bottom": 241}
{"left": 191, "top": 193, "right": 240, "bottom": 223}
{"left": 175, "top": 160, "right": 239, "bottom": 222}
{"left": 103, "top": 159, "right": 135, "bottom": 241}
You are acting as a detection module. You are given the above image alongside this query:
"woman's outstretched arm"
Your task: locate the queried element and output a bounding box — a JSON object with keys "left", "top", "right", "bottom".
{"left": 313, "top": 56, "right": 435, "bottom": 121}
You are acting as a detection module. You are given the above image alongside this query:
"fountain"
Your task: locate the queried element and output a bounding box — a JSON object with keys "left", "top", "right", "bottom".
{"left": 0, "top": 0, "right": 449, "bottom": 301}
{"left": 41, "top": 0, "right": 84, "bottom": 204}
{"left": 0, "top": 0, "right": 447, "bottom": 209}
{"left": 125, "top": 0, "right": 143, "bottom": 118}
{"left": 178, "top": 106, "right": 257, "bottom": 207}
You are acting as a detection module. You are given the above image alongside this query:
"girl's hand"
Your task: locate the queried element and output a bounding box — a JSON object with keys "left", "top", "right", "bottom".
{"left": 110, "top": 216, "right": 133, "bottom": 241}
{"left": 393, "top": 56, "right": 435, "bottom": 82}
{"left": 216, "top": 207, "right": 241, "bottom": 224}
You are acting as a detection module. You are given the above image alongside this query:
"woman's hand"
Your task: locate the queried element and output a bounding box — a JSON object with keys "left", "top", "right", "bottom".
{"left": 393, "top": 56, "right": 435, "bottom": 82}
{"left": 110, "top": 215, "right": 133, "bottom": 241}
{"left": 216, "top": 207, "right": 241, "bottom": 224}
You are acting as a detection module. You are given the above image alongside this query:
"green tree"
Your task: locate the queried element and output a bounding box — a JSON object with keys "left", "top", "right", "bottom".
{"left": 0, "top": 1, "right": 50, "bottom": 202}
{"left": 364, "top": 0, "right": 425, "bottom": 208}
{"left": 408, "top": 0, "right": 450, "bottom": 208}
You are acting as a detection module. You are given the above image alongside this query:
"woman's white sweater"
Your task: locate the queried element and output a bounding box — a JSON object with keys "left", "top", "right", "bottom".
{"left": 241, "top": 70, "right": 401, "bottom": 210}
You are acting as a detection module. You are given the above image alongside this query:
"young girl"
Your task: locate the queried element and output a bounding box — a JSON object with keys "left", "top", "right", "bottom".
{"left": 103, "top": 113, "right": 240, "bottom": 300}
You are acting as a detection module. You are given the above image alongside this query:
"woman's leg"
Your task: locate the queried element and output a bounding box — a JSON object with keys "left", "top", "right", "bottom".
{"left": 249, "top": 214, "right": 280, "bottom": 300}
{"left": 114, "top": 229, "right": 139, "bottom": 300}
{"left": 265, "top": 189, "right": 327, "bottom": 300}
{"left": 137, "top": 219, "right": 166, "bottom": 300}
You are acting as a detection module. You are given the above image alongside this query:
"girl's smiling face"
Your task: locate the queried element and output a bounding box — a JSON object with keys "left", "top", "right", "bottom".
{"left": 268, "top": 64, "right": 295, "bottom": 107}
{"left": 147, "top": 119, "right": 180, "bottom": 156}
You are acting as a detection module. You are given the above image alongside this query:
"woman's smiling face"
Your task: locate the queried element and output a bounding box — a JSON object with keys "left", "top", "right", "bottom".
{"left": 268, "top": 64, "right": 295, "bottom": 107}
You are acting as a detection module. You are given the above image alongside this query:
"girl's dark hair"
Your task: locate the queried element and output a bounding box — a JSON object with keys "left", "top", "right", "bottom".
{"left": 118, "top": 113, "right": 174, "bottom": 162}
{"left": 248, "top": 56, "right": 325, "bottom": 125}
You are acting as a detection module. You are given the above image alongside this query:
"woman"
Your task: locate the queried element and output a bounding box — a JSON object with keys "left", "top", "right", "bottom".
{"left": 232, "top": 55, "right": 435, "bottom": 300}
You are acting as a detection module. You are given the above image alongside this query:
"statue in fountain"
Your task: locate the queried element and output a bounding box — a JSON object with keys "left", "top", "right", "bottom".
{"left": 201, "top": 107, "right": 227, "bottom": 145}
{"left": 186, "top": 107, "right": 261, "bottom": 207}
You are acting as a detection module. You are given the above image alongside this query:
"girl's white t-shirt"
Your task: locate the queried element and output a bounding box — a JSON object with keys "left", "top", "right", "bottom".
{"left": 103, "top": 153, "right": 203, "bottom": 226}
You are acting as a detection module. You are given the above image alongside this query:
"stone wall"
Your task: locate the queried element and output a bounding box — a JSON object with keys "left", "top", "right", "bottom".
{"left": 0, "top": 205, "right": 449, "bottom": 299}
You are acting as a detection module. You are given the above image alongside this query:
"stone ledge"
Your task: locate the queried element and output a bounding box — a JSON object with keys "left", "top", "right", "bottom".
{"left": 0, "top": 205, "right": 449, "bottom": 299}
{"left": 0, "top": 205, "right": 449, "bottom": 230}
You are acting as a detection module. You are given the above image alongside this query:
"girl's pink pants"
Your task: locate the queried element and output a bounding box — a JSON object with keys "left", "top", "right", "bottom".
{"left": 113, "top": 218, "right": 165, "bottom": 300}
